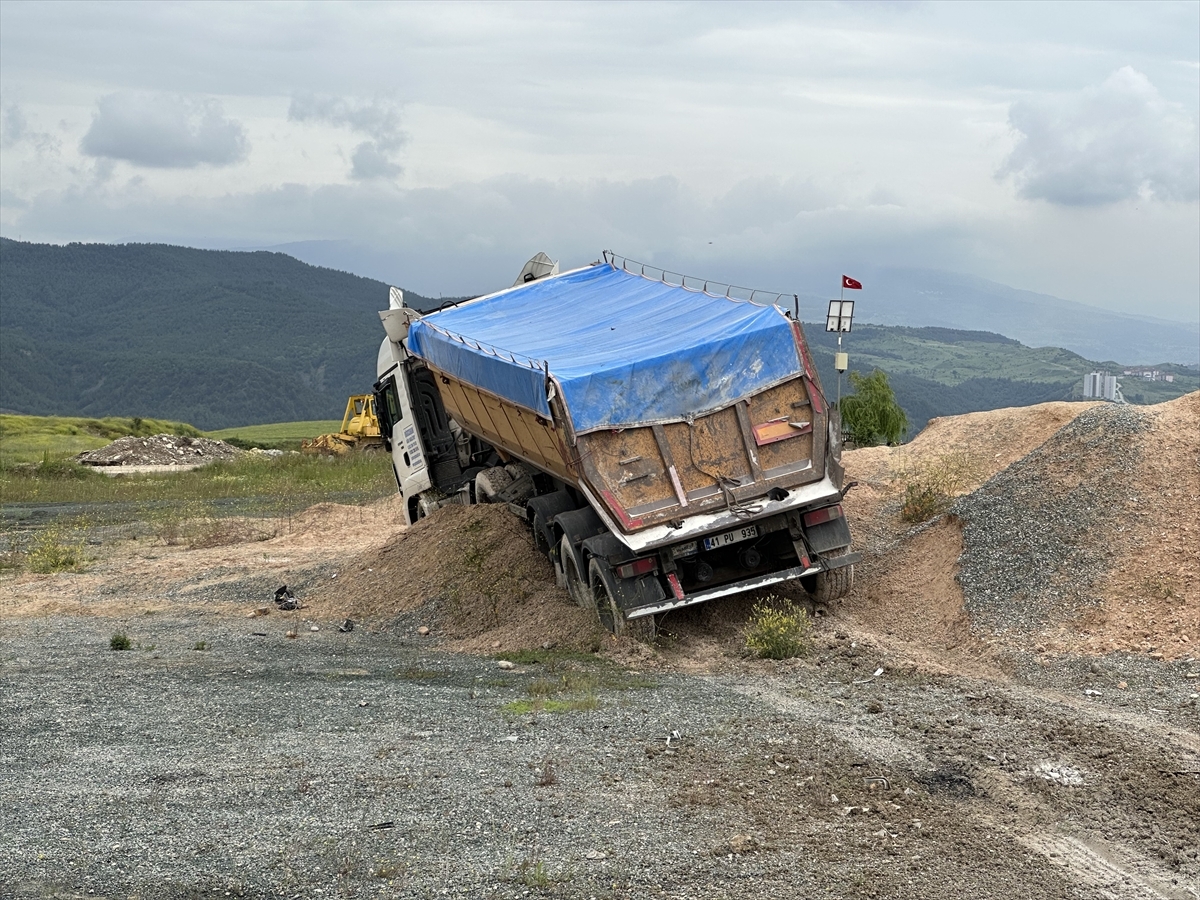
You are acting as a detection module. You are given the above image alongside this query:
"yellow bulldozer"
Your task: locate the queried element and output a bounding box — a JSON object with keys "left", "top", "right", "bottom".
{"left": 301, "top": 395, "right": 385, "bottom": 455}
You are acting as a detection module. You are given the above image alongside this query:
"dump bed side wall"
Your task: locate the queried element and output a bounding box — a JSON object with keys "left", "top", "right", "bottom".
{"left": 426, "top": 364, "right": 578, "bottom": 484}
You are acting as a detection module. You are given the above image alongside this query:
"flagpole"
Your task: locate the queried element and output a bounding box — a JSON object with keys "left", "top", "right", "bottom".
{"left": 837, "top": 279, "right": 844, "bottom": 408}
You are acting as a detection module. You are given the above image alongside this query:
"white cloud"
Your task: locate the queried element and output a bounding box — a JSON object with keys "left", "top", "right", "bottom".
{"left": 80, "top": 93, "right": 248, "bottom": 168}
{"left": 999, "top": 67, "right": 1199, "bottom": 206}
{"left": 288, "top": 94, "right": 406, "bottom": 180}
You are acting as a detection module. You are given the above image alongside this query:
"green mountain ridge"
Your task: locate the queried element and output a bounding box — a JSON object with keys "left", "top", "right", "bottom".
{"left": 1, "top": 238, "right": 1194, "bottom": 433}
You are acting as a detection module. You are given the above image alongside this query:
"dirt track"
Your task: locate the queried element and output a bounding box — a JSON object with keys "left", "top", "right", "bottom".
{"left": 2, "top": 396, "right": 1198, "bottom": 898}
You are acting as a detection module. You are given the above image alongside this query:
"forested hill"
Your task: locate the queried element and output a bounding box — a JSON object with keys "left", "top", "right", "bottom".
{"left": 0, "top": 239, "right": 455, "bottom": 430}
{"left": 1, "top": 239, "right": 1194, "bottom": 433}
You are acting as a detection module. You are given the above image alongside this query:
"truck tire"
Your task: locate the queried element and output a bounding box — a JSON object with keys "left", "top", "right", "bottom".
{"left": 474, "top": 466, "right": 513, "bottom": 503}
{"left": 806, "top": 548, "right": 854, "bottom": 604}
{"left": 589, "top": 558, "right": 656, "bottom": 642}
{"left": 502, "top": 464, "right": 535, "bottom": 504}
{"left": 560, "top": 536, "right": 592, "bottom": 609}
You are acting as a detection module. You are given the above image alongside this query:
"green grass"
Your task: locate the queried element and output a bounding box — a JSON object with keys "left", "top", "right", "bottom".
{"left": 0, "top": 414, "right": 203, "bottom": 466}
{"left": 207, "top": 420, "right": 341, "bottom": 443}
{"left": 1, "top": 450, "right": 396, "bottom": 510}
{"left": 503, "top": 696, "right": 599, "bottom": 715}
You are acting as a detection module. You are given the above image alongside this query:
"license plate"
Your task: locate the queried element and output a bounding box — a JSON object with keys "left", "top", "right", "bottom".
{"left": 703, "top": 525, "right": 758, "bottom": 551}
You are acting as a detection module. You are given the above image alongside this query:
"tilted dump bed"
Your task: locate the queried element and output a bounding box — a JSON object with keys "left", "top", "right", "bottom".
{"left": 407, "top": 259, "right": 836, "bottom": 550}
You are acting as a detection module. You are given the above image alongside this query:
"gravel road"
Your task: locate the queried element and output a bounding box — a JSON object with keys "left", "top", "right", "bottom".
{"left": 3, "top": 608, "right": 1197, "bottom": 900}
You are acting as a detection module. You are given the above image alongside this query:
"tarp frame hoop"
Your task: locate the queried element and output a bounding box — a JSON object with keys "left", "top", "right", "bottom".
{"left": 601, "top": 250, "right": 794, "bottom": 310}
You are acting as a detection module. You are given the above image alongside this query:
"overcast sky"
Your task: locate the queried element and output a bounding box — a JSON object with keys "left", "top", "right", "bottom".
{"left": 1, "top": 0, "right": 1197, "bottom": 322}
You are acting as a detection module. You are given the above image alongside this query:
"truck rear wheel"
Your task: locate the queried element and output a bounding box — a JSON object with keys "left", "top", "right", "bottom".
{"left": 560, "top": 536, "right": 592, "bottom": 609}
{"left": 804, "top": 548, "right": 854, "bottom": 603}
{"left": 589, "top": 558, "right": 656, "bottom": 642}
{"left": 474, "top": 466, "right": 513, "bottom": 503}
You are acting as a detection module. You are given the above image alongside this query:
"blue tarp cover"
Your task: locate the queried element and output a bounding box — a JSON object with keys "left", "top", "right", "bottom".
{"left": 407, "top": 263, "right": 802, "bottom": 434}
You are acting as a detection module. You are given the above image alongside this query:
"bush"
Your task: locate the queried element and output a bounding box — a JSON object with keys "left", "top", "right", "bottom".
{"left": 110, "top": 633, "right": 131, "bottom": 651}
{"left": 895, "top": 451, "right": 980, "bottom": 523}
{"left": 744, "top": 597, "right": 814, "bottom": 660}
{"left": 841, "top": 369, "right": 909, "bottom": 447}
{"left": 27, "top": 524, "right": 85, "bottom": 573}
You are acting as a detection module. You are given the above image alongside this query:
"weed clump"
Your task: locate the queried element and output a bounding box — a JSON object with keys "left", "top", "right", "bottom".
{"left": 744, "top": 597, "right": 813, "bottom": 660}
{"left": 895, "top": 451, "right": 980, "bottom": 524}
{"left": 35, "top": 454, "right": 95, "bottom": 480}
{"left": 110, "top": 632, "right": 132, "bottom": 651}
{"left": 27, "top": 524, "right": 86, "bottom": 573}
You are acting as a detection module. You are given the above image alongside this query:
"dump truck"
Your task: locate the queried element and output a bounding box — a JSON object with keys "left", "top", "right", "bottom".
{"left": 373, "top": 251, "right": 858, "bottom": 637}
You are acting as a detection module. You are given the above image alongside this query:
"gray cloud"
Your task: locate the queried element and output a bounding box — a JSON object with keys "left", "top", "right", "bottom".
{"left": 6, "top": 169, "right": 1196, "bottom": 323}
{"left": 2, "top": 102, "right": 60, "bottom": 154}
{"left": 80, "top": 93, "right": 248, "bottom": 168}
{"left": 288, "top": 95, "right": 406, "bottom": 180}
{"left": 1, "top": 103, "right": 27, "bottom": 147}
{"left": 999, "top": 67, "right": 1199, "bottom": 206}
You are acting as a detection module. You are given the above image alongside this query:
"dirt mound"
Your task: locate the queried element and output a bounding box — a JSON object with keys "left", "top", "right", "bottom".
{"left": 311, "top": 503, "right": 602, "bottom": 652}
{"left": 77, "top": 433, "right": 243, "bottom": 466}
{"left": 843, "top": 400, "right": 1101, "bottom": 491}
{"left": 849, "top": 393, "right": 1198, "bottom": 663}
{"left": 953, "top": 403, "right": 1151, "bottom": 635}
{"left": 1045, "top": 391, "right": 1199, "bottom": 658}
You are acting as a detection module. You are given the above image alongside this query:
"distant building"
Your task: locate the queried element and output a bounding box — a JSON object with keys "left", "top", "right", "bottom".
{"left": 1083, "top": 372, "right": 1124, "bottom": 402}
{"left": 1122, "top": 368, "right": 1175, "bottom": 382}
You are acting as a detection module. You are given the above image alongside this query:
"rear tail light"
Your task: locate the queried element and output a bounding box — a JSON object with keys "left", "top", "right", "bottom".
{"left": 616, "top": 557, "right": 657, "bottom": 579}
{"left": 803, "top": 505, "right": 843, "bottom": 527}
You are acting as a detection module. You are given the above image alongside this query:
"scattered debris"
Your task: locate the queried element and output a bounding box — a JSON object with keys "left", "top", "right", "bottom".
{"left": 274, "top": 586, "right": 302, "bottom": 611}
{"left": 864, "top": 776, "right": 891, "bottom": 790}
{"left": 725, "top": 834, "right": 761, "bottom": 855}
{"left": 585, "top": 849, "right": 607, "bottom": 861}
{"left": 77, "top": 434, "right": 242, "bottom": 467}
{"left": 338, "top": 619, "right": 355, "bottom": 633}
{"left": 1033, "top": 762, "right": 1084, "bottom": 786}
{"left": 285, "top": 630, "right": 297, "bottom": 639}
{"left": 367, "top": 821, "right": 395, "bottom": 830}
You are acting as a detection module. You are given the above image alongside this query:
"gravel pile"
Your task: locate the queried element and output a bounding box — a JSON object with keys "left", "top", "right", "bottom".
{"left": 953, "top": 404, "right": 1149, "bottom": 635}
{"left": 77, "top": 434, "right": 243, "bottom": 467}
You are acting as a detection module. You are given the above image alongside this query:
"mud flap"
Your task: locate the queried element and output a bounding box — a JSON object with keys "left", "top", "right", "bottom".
{"left": 580, "top": 532, "right": 666, "bottom": 614}
{"left": 805, "top": 516, "right": 852, "bottom": 554}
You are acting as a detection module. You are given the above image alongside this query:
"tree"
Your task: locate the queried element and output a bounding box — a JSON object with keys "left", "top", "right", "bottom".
{"left": 841, "top": 369, "right": 909, "bottom": 446}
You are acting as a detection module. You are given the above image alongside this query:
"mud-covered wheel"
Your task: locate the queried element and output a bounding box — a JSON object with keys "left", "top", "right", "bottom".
{"left": 532, "top": 512, "right": 551, "bottom": 556}
{"left": 589, "top": 558, "right": 656, "bottom": 642}
{"left": 474, "top": 466, "right": 513, "bottom": 503}
{"left": 806, "top": 547, "right": 854, "bottom": 604}
{"left": 561, "top": 536, "right": 592, "bottom": 609}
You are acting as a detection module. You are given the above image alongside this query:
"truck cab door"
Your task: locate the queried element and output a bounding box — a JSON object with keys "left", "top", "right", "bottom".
{"left": 375, "top": 329, "right": 433, "bottom": 525}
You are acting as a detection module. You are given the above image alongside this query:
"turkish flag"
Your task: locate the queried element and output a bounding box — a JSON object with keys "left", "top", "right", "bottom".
{"left": 842, "top": 275, "right": 862, "bottom": 290}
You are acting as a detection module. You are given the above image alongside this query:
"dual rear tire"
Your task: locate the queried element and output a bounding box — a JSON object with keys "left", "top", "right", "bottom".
{"left": 559, "top": 535, "right": 655, "bottom": 640}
